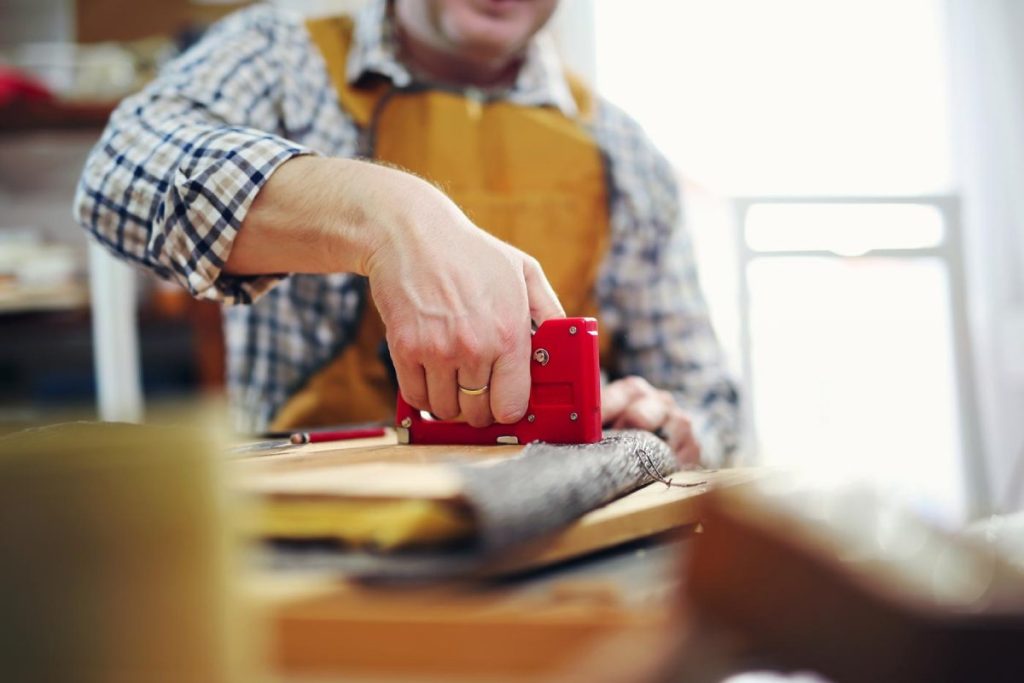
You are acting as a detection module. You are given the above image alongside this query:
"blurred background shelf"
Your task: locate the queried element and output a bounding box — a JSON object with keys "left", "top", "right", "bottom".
{"left": 0, "top": 282, "right": 89, "bottom": 314}
{"left": 0, "top": 99, "right": 116, "bottom": 132}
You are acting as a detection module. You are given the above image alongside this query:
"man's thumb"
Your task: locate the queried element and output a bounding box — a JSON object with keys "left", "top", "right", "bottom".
{"left": 523, "top": 258, "right": 565, "bottom": 323}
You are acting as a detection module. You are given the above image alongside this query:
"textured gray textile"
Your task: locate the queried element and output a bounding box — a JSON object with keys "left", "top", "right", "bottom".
{"left": 459, "top": 430, "right": 679, "bottom": 550}
{"left": 267, "top": 430, "right": 684, "bottom": 580}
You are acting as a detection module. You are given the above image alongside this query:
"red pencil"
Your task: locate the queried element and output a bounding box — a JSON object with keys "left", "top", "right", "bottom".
{"left": 289, "top": 427, "right": 387, "bottom": 445}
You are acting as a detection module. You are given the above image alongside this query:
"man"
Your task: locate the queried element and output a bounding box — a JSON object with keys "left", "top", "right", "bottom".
{"left": 75, "top": 0, "right": 738, "bottom": 465}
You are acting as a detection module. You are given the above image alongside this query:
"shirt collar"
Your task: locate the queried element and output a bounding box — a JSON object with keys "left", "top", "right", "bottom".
{"left": 346, "top": 0, "right": 579, "bottom": 118}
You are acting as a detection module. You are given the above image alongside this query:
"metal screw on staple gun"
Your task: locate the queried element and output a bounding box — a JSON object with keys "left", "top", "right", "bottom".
{"left": 533, "top": 348, "right": 549, "bottom": 365}
{"left": 569, "top": 412, "right": 578, "bottom": 421}
{"left": 568, "top": 325, "right": 577, "bottom": 335}
{"left": 527, "top": 414, "right": 536, "bottom": 422}
{"left": 401, "top": 417, "right": 412, "bottom": 428}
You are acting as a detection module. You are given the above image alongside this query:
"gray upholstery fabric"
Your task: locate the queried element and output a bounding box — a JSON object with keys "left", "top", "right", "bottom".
{"left": 459, "top": 430, "right": 678, "bottom": 550}
{"left": 267, "top": 430, "right": 684, "bottom": 580}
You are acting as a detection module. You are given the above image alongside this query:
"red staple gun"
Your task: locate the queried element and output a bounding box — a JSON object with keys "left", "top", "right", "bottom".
{"left": 395, "top": 317, "right": 602, "bottom": 445}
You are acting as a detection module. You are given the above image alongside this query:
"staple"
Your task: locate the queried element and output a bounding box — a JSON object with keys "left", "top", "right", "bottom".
{"left": 635, "top": 446, "right": 706, "bottom": 489}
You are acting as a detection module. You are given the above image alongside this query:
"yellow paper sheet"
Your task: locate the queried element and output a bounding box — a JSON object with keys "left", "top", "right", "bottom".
{"left": 255, "top": 498, "right": 474, "bottom": 550}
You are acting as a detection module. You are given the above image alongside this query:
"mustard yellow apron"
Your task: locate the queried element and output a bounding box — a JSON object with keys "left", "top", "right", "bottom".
{"left": 271, "top": 16, "right": 611, "bottom": 430}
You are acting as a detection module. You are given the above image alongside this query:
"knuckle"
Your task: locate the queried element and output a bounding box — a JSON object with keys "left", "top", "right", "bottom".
{"left": 494, "top": 320, "right": 520, "bottom": 350}
{"left": 454, "top": 327, "right": 485, "bottom": 362}
{"left": 388, "top": 330, "right": 418, "bottom": 359}
{"left": 424, "top": 339, "right": 459, "bottom": 365}
{"left": 624, "top": 376, "right": 650, "bottom": 393}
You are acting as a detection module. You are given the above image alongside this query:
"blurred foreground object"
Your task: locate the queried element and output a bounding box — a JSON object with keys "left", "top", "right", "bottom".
{"left": 685, "top": 477, "right": 1024, "bottom": 682}
{"left": 254, "top": 570, "right": 679, "bottom": 683}
{"left": 0, "top": 422, "right": 247, "bottom": 681}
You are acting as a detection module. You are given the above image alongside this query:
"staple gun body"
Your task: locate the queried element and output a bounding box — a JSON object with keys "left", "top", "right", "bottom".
{"left": 395, "top": 317, "right": 602, "bottom": 445}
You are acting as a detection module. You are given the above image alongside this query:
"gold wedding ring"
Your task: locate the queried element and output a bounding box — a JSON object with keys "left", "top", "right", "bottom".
{"left": 457, "top": 383, "right": 489, "bottom": 396}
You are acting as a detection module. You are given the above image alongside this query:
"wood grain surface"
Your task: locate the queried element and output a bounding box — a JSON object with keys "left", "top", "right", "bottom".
{"left": 233, "top": 430, "right": 759, "bottom": 574}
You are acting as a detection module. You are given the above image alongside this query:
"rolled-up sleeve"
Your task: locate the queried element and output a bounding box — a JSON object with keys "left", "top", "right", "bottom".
{"left": 74, "top": 7, "right": 314, "bottom": 304}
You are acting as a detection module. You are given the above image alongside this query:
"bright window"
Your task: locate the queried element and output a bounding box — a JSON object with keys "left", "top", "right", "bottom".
{"left": 593, "top": 1, "right": 970, "bottom": 520}
{"left": 744, "top": 202, "right": 965, "bottom": 520}
{"left": 745, "top": 203, "right": 945, "bottom": 255}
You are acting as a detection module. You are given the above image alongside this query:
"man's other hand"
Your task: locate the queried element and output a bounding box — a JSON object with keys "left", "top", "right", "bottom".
{"left": 602, "top": 376, "right": 701, "bottom": 465}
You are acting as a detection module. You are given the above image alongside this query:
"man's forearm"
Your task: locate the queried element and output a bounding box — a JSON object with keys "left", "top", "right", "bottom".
{"left": 225, "top": 156, "right": 423, "bottom": 278}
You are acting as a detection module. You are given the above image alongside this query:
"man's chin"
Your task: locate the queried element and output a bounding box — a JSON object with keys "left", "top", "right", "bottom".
{"left": 458, "top": 42, "right": 521, "bottom": 67}
{"left": 442, "top": 14, "right": 533, "bottom": 61}
{"left": 446, "top": 30, "right": 531, "bottom": 68}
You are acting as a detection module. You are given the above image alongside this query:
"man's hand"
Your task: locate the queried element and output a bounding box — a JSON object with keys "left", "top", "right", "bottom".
{"left": 367, "top": 180, "right": 564, "bottom": 427}
{"left": 602, "top": 376, "right": 701, "bottom": 465}
{"left": 228, "top": 156, "right": 564, "bottom": 426}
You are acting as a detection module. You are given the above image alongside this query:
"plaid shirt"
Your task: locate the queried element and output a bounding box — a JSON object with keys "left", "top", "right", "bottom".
{"left": 74, "top": 0, "right": 739, "bottom": 463}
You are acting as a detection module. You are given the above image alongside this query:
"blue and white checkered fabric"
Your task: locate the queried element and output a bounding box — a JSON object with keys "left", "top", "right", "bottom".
{"left": 74, "top": 0, "right": 739, "bottom": 463}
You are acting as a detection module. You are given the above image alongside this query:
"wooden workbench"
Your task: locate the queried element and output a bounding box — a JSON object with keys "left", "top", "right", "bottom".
{"left": 236, "top": 432, "right": 755, "bottom": 681}
{"left": 249, "top": 540, "right": 683, "bottom": 681}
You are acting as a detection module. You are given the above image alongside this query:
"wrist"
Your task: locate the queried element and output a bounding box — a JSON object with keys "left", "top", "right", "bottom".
{"left": 357, "top": 164, "right": 446, "bottom": 278}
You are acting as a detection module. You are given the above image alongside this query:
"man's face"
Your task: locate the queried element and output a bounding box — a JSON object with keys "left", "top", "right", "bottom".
{"left": 397, "top": 0, "right": 560, "bottom": 65}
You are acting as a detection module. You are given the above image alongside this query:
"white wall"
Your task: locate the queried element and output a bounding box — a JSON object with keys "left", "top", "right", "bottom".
{"left": 946, "top": 0, "right": 1024, "bottom": 512}
{"left": 549, "top": 0, "right": 596, "bottom": 85}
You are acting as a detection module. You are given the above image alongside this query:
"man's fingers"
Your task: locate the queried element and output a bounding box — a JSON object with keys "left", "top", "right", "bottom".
{"left": 425, "top": 365, "right": 459, "bottom": 420}
{"left": 613, "top": 393, "right": 669, "bottom": 432}
{"left": 600, "top": 377, "right": 703, "bottom": 465}
{"left": 393, "top": 358, "right": 428, "bottom": 411}
{"left": 602, "top": 376, "right": 653, "bottom": 423}
{"left": 457, "top": 365, "right": 495, "bottom": 428}
{"left": 523, "top": 257, "right": 565, "bottom": 323}
{"left": 601, "top": 381, "right": 633, "bottom": 423}
{"left": 489, "top": 343, "right": 530, "bottom": 424}
{"left": 663, "top": 409, "right": 693, "bottom": 452}
{"left": 663, "top": 407, "right": 701, "bottom": 465}
{"left": 676, "top": 436, "right": 702, "bottom": 466}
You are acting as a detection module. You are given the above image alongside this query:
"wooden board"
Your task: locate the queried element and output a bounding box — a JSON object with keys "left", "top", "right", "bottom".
{"left": 232, "top": 430, "right": 760, "bottom": 575}
{"left": 483, "top": 467, "right": 755, "bottom": 575}
{"left": 234, "top": 431, "right": 519, "bottom": 473}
